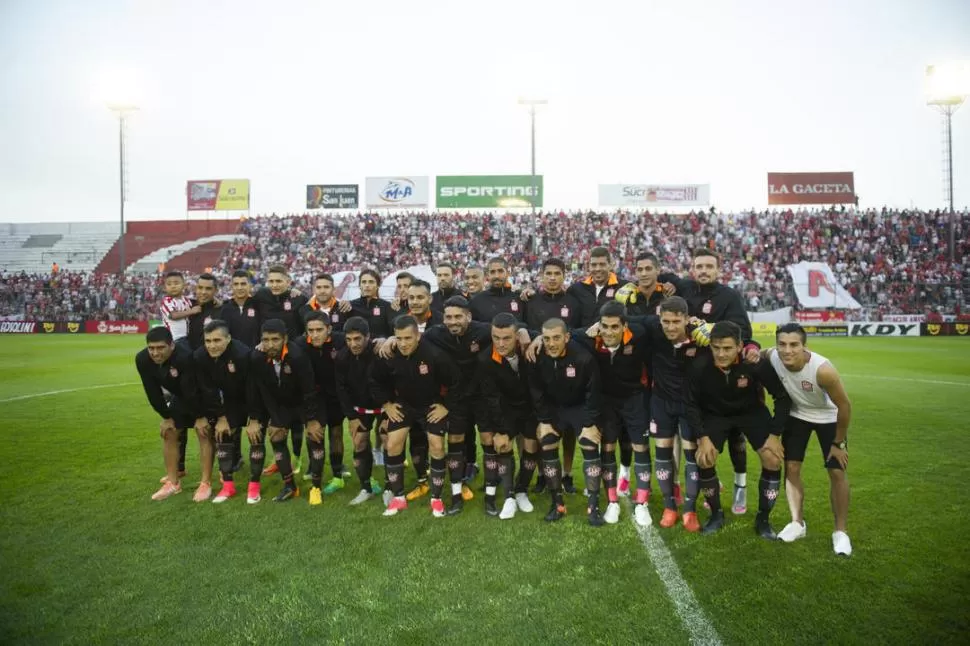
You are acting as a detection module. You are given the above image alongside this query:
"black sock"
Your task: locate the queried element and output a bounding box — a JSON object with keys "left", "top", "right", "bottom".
{"left": 177, "top": 428, "right": 187, "bottom": 472}
{"left": 483, "top": 444, "right": 499, "bottom": 500}
{"left": 248, "top": 439, "right": 265, "bottom": 483}
{"left": 654, "top": 446, "right": 676, "bottom": 510}
{"left": 464, "top": 431, "right": 477, "bottom": 465}
{"left": 307, "top": 438, "right": 325, "bottom": 489}
{"left": 498, "top": 453, "right": 514, "bottom": 499}
{"left": 216, "top": 441, "right": 235, "bottom": 482}
{"left": 580, "top": 441, "right": 601, "bottom": 500}
{"left": 429, "top": 457, "right": 446, "bottom": 499}
{"left": 516, "top": 451, "right": 538, "bottom": 494}
{"left": 699, "top": 466, "right": 721, "bottom": 514}
{"left": 353, "top": 449, "right": 372, "bottom": 490}
{"left": 410, "top": 432, "right": 428, "bottom": 481}
{"left": 232, "top": 432, "right": 243, "bottom": 464}
{"left": 729, "top": 431, "right": 746, "bottom": 477}
{"left": 601, "top": 446, "right": 617, "bottom": 496}
{"left": 330, "top": 449, "right": 343, "bottom": 479}
{"left": 684, "top": 449, "right": 699, "bottom": 513}
{"left": 291, "top": 426, "right": 304, "bottom": 460}
{"left": 447, "top": 440, "right": 466, "bottom": 489}
{"left": 759, "top": 468, "right": 781, "bottom": 516}
{"left": 271, "top": 438, "right": 294, "bottom": 482}
{"left": 541, "top": 447, "right": 563, "bottom": 505}
{"left": 620, "top": 440, "right": 633, "bottom": 469}
{"left": 634, "top": 447, "right": 652, "bottom": 496}
{"left": 385, "top": 453, "right": 405, "bottom": 496}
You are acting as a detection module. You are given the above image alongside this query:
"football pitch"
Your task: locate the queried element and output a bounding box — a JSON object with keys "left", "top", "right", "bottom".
{"left": 1, "top": 335, "right": 968, "bottom": 645}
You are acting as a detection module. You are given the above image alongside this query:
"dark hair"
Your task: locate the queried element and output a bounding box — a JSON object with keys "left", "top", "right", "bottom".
{"left": 492, "top": 313, "right": 519, "bottom": 329}
{"left": 541, "top": 318, "right": 568, "bottom": 334}
{"left": 231, "top": 269, "right": 250, "bottom": 280}
{"left": 590, "top": 246, "right": 611, "bottom": 260}
{"left": 203, "top": 319, "right": 230, "bottom": 336}
{"left": 635, "top": 252, "right": 659, "bottom": 266}
{"left": 692, "top": 248, "right": 720, "bottom": 264}
{"left": 465, "top": 264, "right": 483, "bottom": 275}
{"left": 359, "top": 269, "right": 380, "bottom": 284}
{"left": 486, "top": 256, "right": 508, "bottom": 269}
{"left": 343, "top": 316, "right": 370, "bottom": 336}
{"left": 443, "top": 295, "right": 470, "bottom": 310}
{"left": 164, "top": 271, "right": 184, "bottom": 280}
{"left": 598, "top": 301, "right": 627, "bottom": 322}
{"left": 314, "top": 273, "right": 334, "bottom": 285}
{"left": 542, "top": 257, "right": 566, "bottom": 273}
{"left": 659, "top": 296, "right": 688, "bottom": 315}
{"left": 409, "top": 279, "right": 431, "bottom": 294}
{"left": 393, "top": 314, "right": 418, "bottom": 331}
{"left": 436, "top": 262, "right": 456, "bottom": 273}
{"left": 146, "top": 326, "right": 173, "bottom": 344}
{"left": 197, "top": 272, "right": 217, "bottom": 285}
{"left": 396, "top": 271, "right": 414, "bottom": 283}
{"left": 710, "top": 320, "right": 741, "bottom": 344}
{"left": 260, "top": 319, "right": 288, "bottom": 336}
{"left": 304, "top": 311, "right": 331, "bottom": 326}
{"left": 267, "top": 264, "right": 289, "bottom": 276}
{"left": 776, "top": 322, "right": 807, "bottom": 344}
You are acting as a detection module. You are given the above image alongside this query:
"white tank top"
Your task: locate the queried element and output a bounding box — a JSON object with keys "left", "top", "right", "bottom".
{"left": 769, "top": 350, "right": 838, "bottom": 424}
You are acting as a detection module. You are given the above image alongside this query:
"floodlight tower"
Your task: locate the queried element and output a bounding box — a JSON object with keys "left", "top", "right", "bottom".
{"left": 107, "top": 104, "right": 138, "bottom": 274}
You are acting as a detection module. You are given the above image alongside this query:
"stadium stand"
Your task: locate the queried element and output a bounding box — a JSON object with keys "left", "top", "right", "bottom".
{"left": 94, "top": 219, "right": 241, "bottom": 274}
{"left": 0, "top": 222, "right": 120, "bottom": 274}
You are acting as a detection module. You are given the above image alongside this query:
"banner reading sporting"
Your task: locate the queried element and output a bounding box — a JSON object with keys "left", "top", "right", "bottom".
{"left": 307, "top": 185, "right": 359, "bottom": 209}
{"left": 187, "top": 180, "right": 250, "bottom": 211}
{"left": 365, "top": 176, "right": 429, "bottom": 209}
{"left": 598, "top": 184, "right": 710, "bottom": 207}
{"left": 436, "top": 175, "right": 543, "bottom": 208}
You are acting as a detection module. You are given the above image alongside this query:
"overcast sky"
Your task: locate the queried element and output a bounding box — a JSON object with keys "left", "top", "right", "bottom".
{"left": 1, "top": 0, "right": 968, "bottom": 223}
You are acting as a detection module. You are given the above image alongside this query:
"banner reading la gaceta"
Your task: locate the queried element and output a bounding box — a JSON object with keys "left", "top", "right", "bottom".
{"left": 599, "top": 184, "right": 710, "bottom": 207}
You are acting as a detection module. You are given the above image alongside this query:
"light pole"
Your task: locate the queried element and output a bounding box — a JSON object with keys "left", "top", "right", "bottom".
{"left": 518, "top": 98, "right": 547, "bottom": 215}
{"left": 925, "top": 63, "right": 968, "bottom": 264}
{"left": 108, "top": 104, "right": 137, "bottom": 275}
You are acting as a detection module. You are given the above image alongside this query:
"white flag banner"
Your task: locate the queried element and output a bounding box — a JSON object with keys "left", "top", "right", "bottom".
{"left": 598, "top": 183, "right": 710, "bottom": 207}
{"left": 787, "top": 262, "right": 862, "bottom": 310}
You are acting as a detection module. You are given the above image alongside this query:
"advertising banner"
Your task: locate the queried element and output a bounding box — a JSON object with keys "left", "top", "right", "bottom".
{"left": 0, "top": 320, "right": 37, "bottom": 334}
{"left": 84, "top": 320, "right": 149, "bottom": 335}
{"left": 365, "top": 176, "right": 429, "bottom": 209}
{"left": 598, "top": 184, "right": 710, "bottom": 207}
{"left": 803, "top": 325, "right": 848, "bottom": 337}
{"left": 751, "top": 322, "right": 778, "bottom": 336}
{"left": 847, "top": 322, "right": 921, "bottom": 337}
{"left": 788, "top": 262, "right": 862, "bottom": 309}
{"left": 882, "top": 314, "right": 926, "bottom": 323}
{"left": 795, "top": 310, "right": 847, "bottom": 323}
{"left": 436, "top": 175, "right": 543, "bottom": 208}
{"left": 921, "top": 322, "right": 970, "bottom": 337}
{"left": 37, "top": 321, "right": 85, "bottom": 334}
{"left": 767, "top": 172, "right": 855, "bottom": 205}
{"left": 187, "top": 179, "right": 251, "bottom": 211}
{"left": 307, "top": 184, "right": 359, "bottom": 209}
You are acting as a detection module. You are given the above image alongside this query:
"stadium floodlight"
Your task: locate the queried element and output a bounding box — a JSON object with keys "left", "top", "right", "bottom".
{"left": 107, "top": 104, "right": 138, "bottom": 275}
{"left": 517, "top": 98, "right": 548, "bottom": 217}
{"left": 925, "top": 62, "right": 970, "bottom": 263}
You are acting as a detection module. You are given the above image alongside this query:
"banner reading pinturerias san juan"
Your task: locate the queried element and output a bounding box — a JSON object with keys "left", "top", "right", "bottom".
{"left": 767, "top": 172, "right": 855, "bottom": 206}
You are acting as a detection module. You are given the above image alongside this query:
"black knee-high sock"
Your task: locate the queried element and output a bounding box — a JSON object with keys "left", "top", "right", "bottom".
{"left": 429, "top": 456, "right": 447, "bottom": 499}
{"left": 729, "top": 431, "right": 746, "bottom": 475}
{"left": 654, "top": 446, "right": 676, "bottom": 510}
{"left": 516, "top": 451, "right": 538, "bottom": 494}
{"left": 758, "top": 468, "right": 781, "bottom": 516}
{"left": 684, "top": 449, "right": 699, "bottom": 513}
{"left": 483, "top": 444, "right": 499, "bottom": 501}
{"left": 464, "top": 429, "right": 477, "bottom": 466}
{"left": 385, "top": 453, "right": 405, "bottom": 496}
{"left": 291, "top": 426, "right": 304, "bottom": 459}
{"left": 410, "top": 432, "right": 428, "bottom": 481}
{"left": 634, "top": 447, "right": 652, "bottom": 499}
{"left": 580, "top": 441, "right": 601, "bottom": 506}
{"left": 232, "top": 432, "right": 243, "bottom": 465}
{"left": 216, "top": 441, "right": 235, "bottom": 482}
{"left": 498, "top": 453, "right": 515, "bottom": 499}
{"left": 307, "top": 438, "right": 325, "bottom": 489}
{"left": 177, "top": 428, "right": 188, "bottom": 472}
{"left": 249, "top": 439, "right": 266, "bottom": 483}
{"left": 329, "top": 428, "right": 343, "bottom": 478}
{"left": 699, "top": 466, "right": 721, "bottom": 514}
{"left": 620, "top": 439, "right": 633, "bottom": 468}
{"left": 353, "top": 449, "right": 373, "bottom": 490}
{"left": 601, "top": 446, "right": 617, "bottom": 500}
{"left": 541, "top": 448, "right": 563, "bottom": 505}
{"left": 446, "top": 440, "right": 465, "bottom": 490}
{"left": 271, "top": 438, "right": 294, "bottom": 486}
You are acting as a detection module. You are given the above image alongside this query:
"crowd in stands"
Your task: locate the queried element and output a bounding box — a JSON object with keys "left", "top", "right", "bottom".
{"left": 2, "top": 207, "right": 968, "bottom": 321}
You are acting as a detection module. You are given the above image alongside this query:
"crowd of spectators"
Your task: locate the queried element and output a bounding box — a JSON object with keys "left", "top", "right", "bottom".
{"left": 2, "top": 207, "right": 967, "bottom": 321}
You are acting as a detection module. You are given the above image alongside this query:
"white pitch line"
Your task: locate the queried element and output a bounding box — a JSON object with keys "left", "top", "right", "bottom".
{"left": 622, "top": 499, "right": 723, "bottom": 646}
{"left": 841, "top": 374, "right": 970, "bottom": 387}
{"left": 0, "top": 382, "right": 138, "bottom": 404}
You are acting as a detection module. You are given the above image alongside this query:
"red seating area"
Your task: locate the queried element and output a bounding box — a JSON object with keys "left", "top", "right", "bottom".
{"left": 94, "top": 219, "right": 241, "bottom": 274}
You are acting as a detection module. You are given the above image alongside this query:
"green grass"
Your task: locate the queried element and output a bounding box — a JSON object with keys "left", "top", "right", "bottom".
{"left": 1, "top": 336, "right": 969, "bottom": 644}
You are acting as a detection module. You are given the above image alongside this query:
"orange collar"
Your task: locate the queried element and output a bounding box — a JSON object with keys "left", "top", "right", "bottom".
{"left": 491, "top": 348, "right": 504, "bottom": 364}
{"left": 409, "top": 309, "right": 432, "bottom": 322}
{"left": 268, "top": 343, "right": 289, "bottom": 363}
{"left": 310, "top": 296, "right": 336, "bottom": 311}
{"left": 595, "top": 327, "right": 633, "bottom": 352}
{"left": 582, "top": 272, "right": 619, "bottom": 287}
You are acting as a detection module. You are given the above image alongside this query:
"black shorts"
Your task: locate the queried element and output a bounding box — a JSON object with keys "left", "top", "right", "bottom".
{"left": 387, "top": 403, "right": 450, "bottom": 437}
{"left": 702, "top": 407, "right": 772, "bottom": 453}
{"left": 448, "top": 403, "right": 482, "bottom": 438}
{"left": 783, "top": 417, "right": 842, "bottom": 470}
{"left": 550, "top": 405, "right": 588, "bottom": 436}
{"left": 649, "top": 396, "right": 696, "bottom": 442}
{"left": 503, "top": 412, "right": 538, "bottom": 440}
{"left": 601, "top": 394, "right": 648, "bottom": 444}
{"left": 267, "top": 407, "right": 305, "bottom": 433}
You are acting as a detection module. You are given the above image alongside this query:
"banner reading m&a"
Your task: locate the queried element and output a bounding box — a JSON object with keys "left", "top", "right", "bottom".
{"left": 187, "top": 179, "right": 250, "bottom": 211}
{"left": 436, "top": 175, "right": 543, "bottom": 208}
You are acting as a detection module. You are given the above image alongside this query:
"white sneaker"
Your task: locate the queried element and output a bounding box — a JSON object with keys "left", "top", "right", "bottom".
{"left": 515, "top": 492, "right": 534, "bottom": 513}
{"left": 349, "top": 490, "right": 373, "bottom": 506}
{"left": 499, "top": 498, "right": 517, "bottom": 520}
{"left": 833, "top": 531, "right": 852, "bottom": 556}
{"left": 603, "top": 502, "right": 621, "bottom": 524}
{"left": 778, "top": 521, "right": 807, "bottom": 543}
{"left": 634, "top": 504, "right": 652, "bottom": 527}
{"left": 382, "top": 489, "right": 394, "bottom": 507}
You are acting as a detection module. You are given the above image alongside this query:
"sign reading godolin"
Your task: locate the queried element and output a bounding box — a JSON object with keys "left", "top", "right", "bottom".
{"left": 598, "top": 184, "right": 710, "bottom": 207}
{"left": 436, "top": 175, "right": 543, "bottom": 208}
{"left": 767, "top": 172, "right": 855, "bottom": 206}
{"left": 186, "top": 179, "right": 251, "bottom": 211}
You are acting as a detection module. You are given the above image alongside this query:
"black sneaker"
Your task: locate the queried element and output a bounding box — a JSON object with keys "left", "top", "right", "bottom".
{"left": 587, "top": 505, "right": 605, "bottom": 527}
{"left": 755, "top": 513, "right": 777, "bottom": 541}
{"left": 544, "top": 502, "right": 566, "bottom": 522}
{"left": 533, "top": 475, "right": 547, "bottom": 494}
{"left": 484, "top": 496, "right": 498, "bottom": 517}
{"left": 446, "top": 494, "right": 464, "bottom": 516}
{"left": 701, "top": 510, "right": 725, "bottom": 534}
{"left": 562, "top": 475, "right": 577, "bottom": 494}
{"left": 464, "top": 463, "right": 479, "bottom": 484}
{"left": 273, "top": 484, "right": 299, "bottom": 502}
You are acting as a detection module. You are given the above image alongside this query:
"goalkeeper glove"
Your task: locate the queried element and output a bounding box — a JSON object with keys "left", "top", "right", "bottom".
{"left": 614, "top": 282, "right": 639, "bottom": 305}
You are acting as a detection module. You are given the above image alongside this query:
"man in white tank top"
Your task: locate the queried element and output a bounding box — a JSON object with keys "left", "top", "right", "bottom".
{"left": 765, "top": 323, "right": 852, "bottom": 556}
